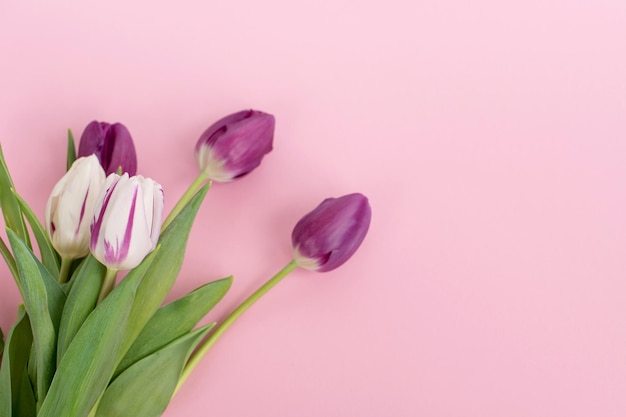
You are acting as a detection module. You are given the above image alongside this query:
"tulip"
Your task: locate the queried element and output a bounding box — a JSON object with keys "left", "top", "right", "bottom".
{"left": 291, "top": 193, "right": 372, "bottom": 272}
{"left": 90, "top": 173, "right": 164, "bottom": 270}
{"left": 45, "top": 155, "right": 106, "bottom": 260}
{"left": 195, "top": 110, "right": 274, "bottom": 182}
{"left": 179, "top": 194, "right": 371, "bottom": 383}
{"left": 78, "top": 121, "right": 138, "bottom": 176}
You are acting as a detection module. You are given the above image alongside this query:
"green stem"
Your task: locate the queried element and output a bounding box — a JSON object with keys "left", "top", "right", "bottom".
{"left": 174, "top": 259, "right": 299, "bottom": 394}
{"left": 0, "top": 236, "right": 19, "bottom": 291}
{"left": 97, "top": 268, "right": 118, "bottom": 304}
{"left": 162, "top": 172, "right": 210, "bottom": 231}
{"left": 58, "top": 257, "right": 72, "bottom": 284}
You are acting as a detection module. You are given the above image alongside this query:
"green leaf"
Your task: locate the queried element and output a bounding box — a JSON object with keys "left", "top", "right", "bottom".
{"left": 116, "top": 276, "right": 232, "bottom": 376}
{"left": 14, "top": 191, "right": 60, "bottom": 277}
{"left": 37, "top": 250, "right": 156, "bottom": 417}
{"left": 0, "top": 328, "right": 3, "bottom": 358}
{"left": 117, "top": 185, "right": 210, "bottom": 359}
{"left": 0, "top": 144, "right": 30, "bottom": 248}
{"left": 66, "top": 129, "right": 76, "bottom": 171}
{"left": 7, "top": 230, "right": 66, "bottom": 405}
{"left": 16, "top": 370, "right": 36, "bottom": 417}
{"left": 56, "top": 256, "right": 106, "bottom": 364}
{"left": 96, "top": 325, "right": 212, "bottom": 417}
{"left": 7, "top": 231, "right": 66, "bottom": 330}
{"left": 0, "top": 305, "right": 34, "bottom": 417}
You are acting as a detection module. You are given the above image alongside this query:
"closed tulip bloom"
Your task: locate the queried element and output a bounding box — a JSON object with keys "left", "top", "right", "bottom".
{"left": 90, "top": 173, "right": 164, "bottom": 270}
{"left": 195, "top": 110, "right": 274, "bottom": 182}
{"left": 78, "top": 121, "right": 138, "bottom": 176}
{"left": 45, "top": 155, "right": 106, "bottom": 259}
{"left": 292, "top": 193, "right": 372, "bottom": 272}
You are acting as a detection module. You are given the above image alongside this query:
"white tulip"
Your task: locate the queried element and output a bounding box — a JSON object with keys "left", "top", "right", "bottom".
{"left": 89, "top": 173, "right": 164, "bottom": 270}
{"left": 45, "top": 155, "right": 106, "bottom": 259}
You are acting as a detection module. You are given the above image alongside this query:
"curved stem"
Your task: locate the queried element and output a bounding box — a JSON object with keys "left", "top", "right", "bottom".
{"left": 97, "top": 268, "right": 118, "bottom": 304}
{"left": 174, "top": 259, "right": 299, "bottom": 394}
{"left": 162, "top": 172, "right": 210, "bottom": 231}
{"left": 58, "top": 257, "right": 72, "bottom": 284}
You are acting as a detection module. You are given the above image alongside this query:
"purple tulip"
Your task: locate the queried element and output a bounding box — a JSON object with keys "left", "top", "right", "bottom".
{"left": 291, "top": 193, "right": 372, "bottom": 272}
{"left": 78, "top": 121, "right": 138, "bottom": 176}
{"left": 45, "top": 155, "right": 106, "bottom": 259}
{"left": 90, "top": 173, "right": 164, "bottom": 270}
{"left": 195, "top": 110, "right": 274, "bottom": 182}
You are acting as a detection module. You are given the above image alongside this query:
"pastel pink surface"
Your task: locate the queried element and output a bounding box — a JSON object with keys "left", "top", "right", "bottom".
{"left": 1, "top": 1, "right": 625, "bottom": 416}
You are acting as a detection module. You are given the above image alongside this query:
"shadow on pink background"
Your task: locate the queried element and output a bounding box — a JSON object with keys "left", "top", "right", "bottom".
{"left": 1, "top": 1, "right": 625, "bottom": 416}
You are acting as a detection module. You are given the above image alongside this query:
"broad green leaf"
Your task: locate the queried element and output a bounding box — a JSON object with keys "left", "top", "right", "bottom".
{"left": 7, "top": 230, "right": 66, "bottom": 330}
{"left": 14, "top": 191, "right": 60, "bottom": 277}
{"left": 117, "top": 185, "right": 209, "bottom": 359}
{"left": 38, "top": 266, "right": 66, "bottom": 331}
{"left": 7, "top": 230, "right": 66, "bottom": 404}
{"left": 66, "top": 129, "right": 76, "bottom": 171}
{"left": 37, "top": 249, "right": 156, "bottom": 417}
{"left": 96, "top": 325, "right": 212, "bottom": 417}
{"left": 57, "top": 255, "right": 106, "bottom": 364}
{"left": 116, "top": 276, "right": 232, "bottom": 376}
{"left": 0, "top": 144, "right": 30, "bottom": 248}
{"left": 16, "top": 370, "right": 36, "bottom": 417}
{"left": 0, "top": 328, "right": 3, "bottom": 357}
{"left": 8, "top": 234, "right": 55, "bottom": 404}
{"left": 0, "top": 236, "right": 18, "bottom": 285}
{"left": 0, "top": 305, "right": 33, "bottom": 417}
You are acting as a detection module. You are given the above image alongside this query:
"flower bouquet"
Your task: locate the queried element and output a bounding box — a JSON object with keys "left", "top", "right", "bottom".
{"left": 0, "top": 110, "right": 371, "bottom": 417}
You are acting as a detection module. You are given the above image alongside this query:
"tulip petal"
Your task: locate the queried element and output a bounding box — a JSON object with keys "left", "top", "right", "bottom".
{"left": 90, "top": 174, "right": 164, "bottom": 270}
{"left": 292, "top": 193, "right": 372, "bottom": 272}
{"left": 195, "top": 110, "right": 274, "bottom": 182}
{"left": 46, "top": 155, "right": 106, "bottom": 259}
{"left": 103, "top": 186, "right": 137, "bottom": 266}
{"left": 78, "top": 121, "right": 137, "bottom": 176}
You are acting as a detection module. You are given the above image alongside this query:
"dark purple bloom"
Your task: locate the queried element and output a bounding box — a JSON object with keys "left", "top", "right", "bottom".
{"left": 195, "top": 110, "right": 274, "bottom": 182}
{"left": 78, "top": 121, "right": 138, "bottom": 176}
{"left": 291, "top": 193, "right": 372, "bottom": 272}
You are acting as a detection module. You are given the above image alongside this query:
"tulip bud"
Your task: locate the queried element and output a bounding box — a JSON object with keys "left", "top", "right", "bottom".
{"left": 45, "top": 155, "right": 106, "bottom": 259}
{"left": 291, "top": 193, "right": 372, "bottom": 272}
{"left": 78, "top": 121, "right": 138, "bottom": 176}
{"left": 195, "top": 110, "right": 274, "bottom": 182}
{"left": 90, "top": 173, "right": 164, "bottom": 270}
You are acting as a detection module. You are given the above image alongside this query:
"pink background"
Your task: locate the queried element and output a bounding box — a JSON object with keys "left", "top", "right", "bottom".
{"left": 1, "top": 1, "right": 626, "bottom": 416}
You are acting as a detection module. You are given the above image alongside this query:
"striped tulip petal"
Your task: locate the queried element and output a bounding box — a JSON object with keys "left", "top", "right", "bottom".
{"left": 90, "top": 173, "right": 164, "bottom": 270}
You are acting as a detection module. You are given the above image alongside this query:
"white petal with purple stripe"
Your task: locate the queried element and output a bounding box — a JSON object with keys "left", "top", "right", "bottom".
{"left": 90, "top": 173, "right": 164, "bottom": 270}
